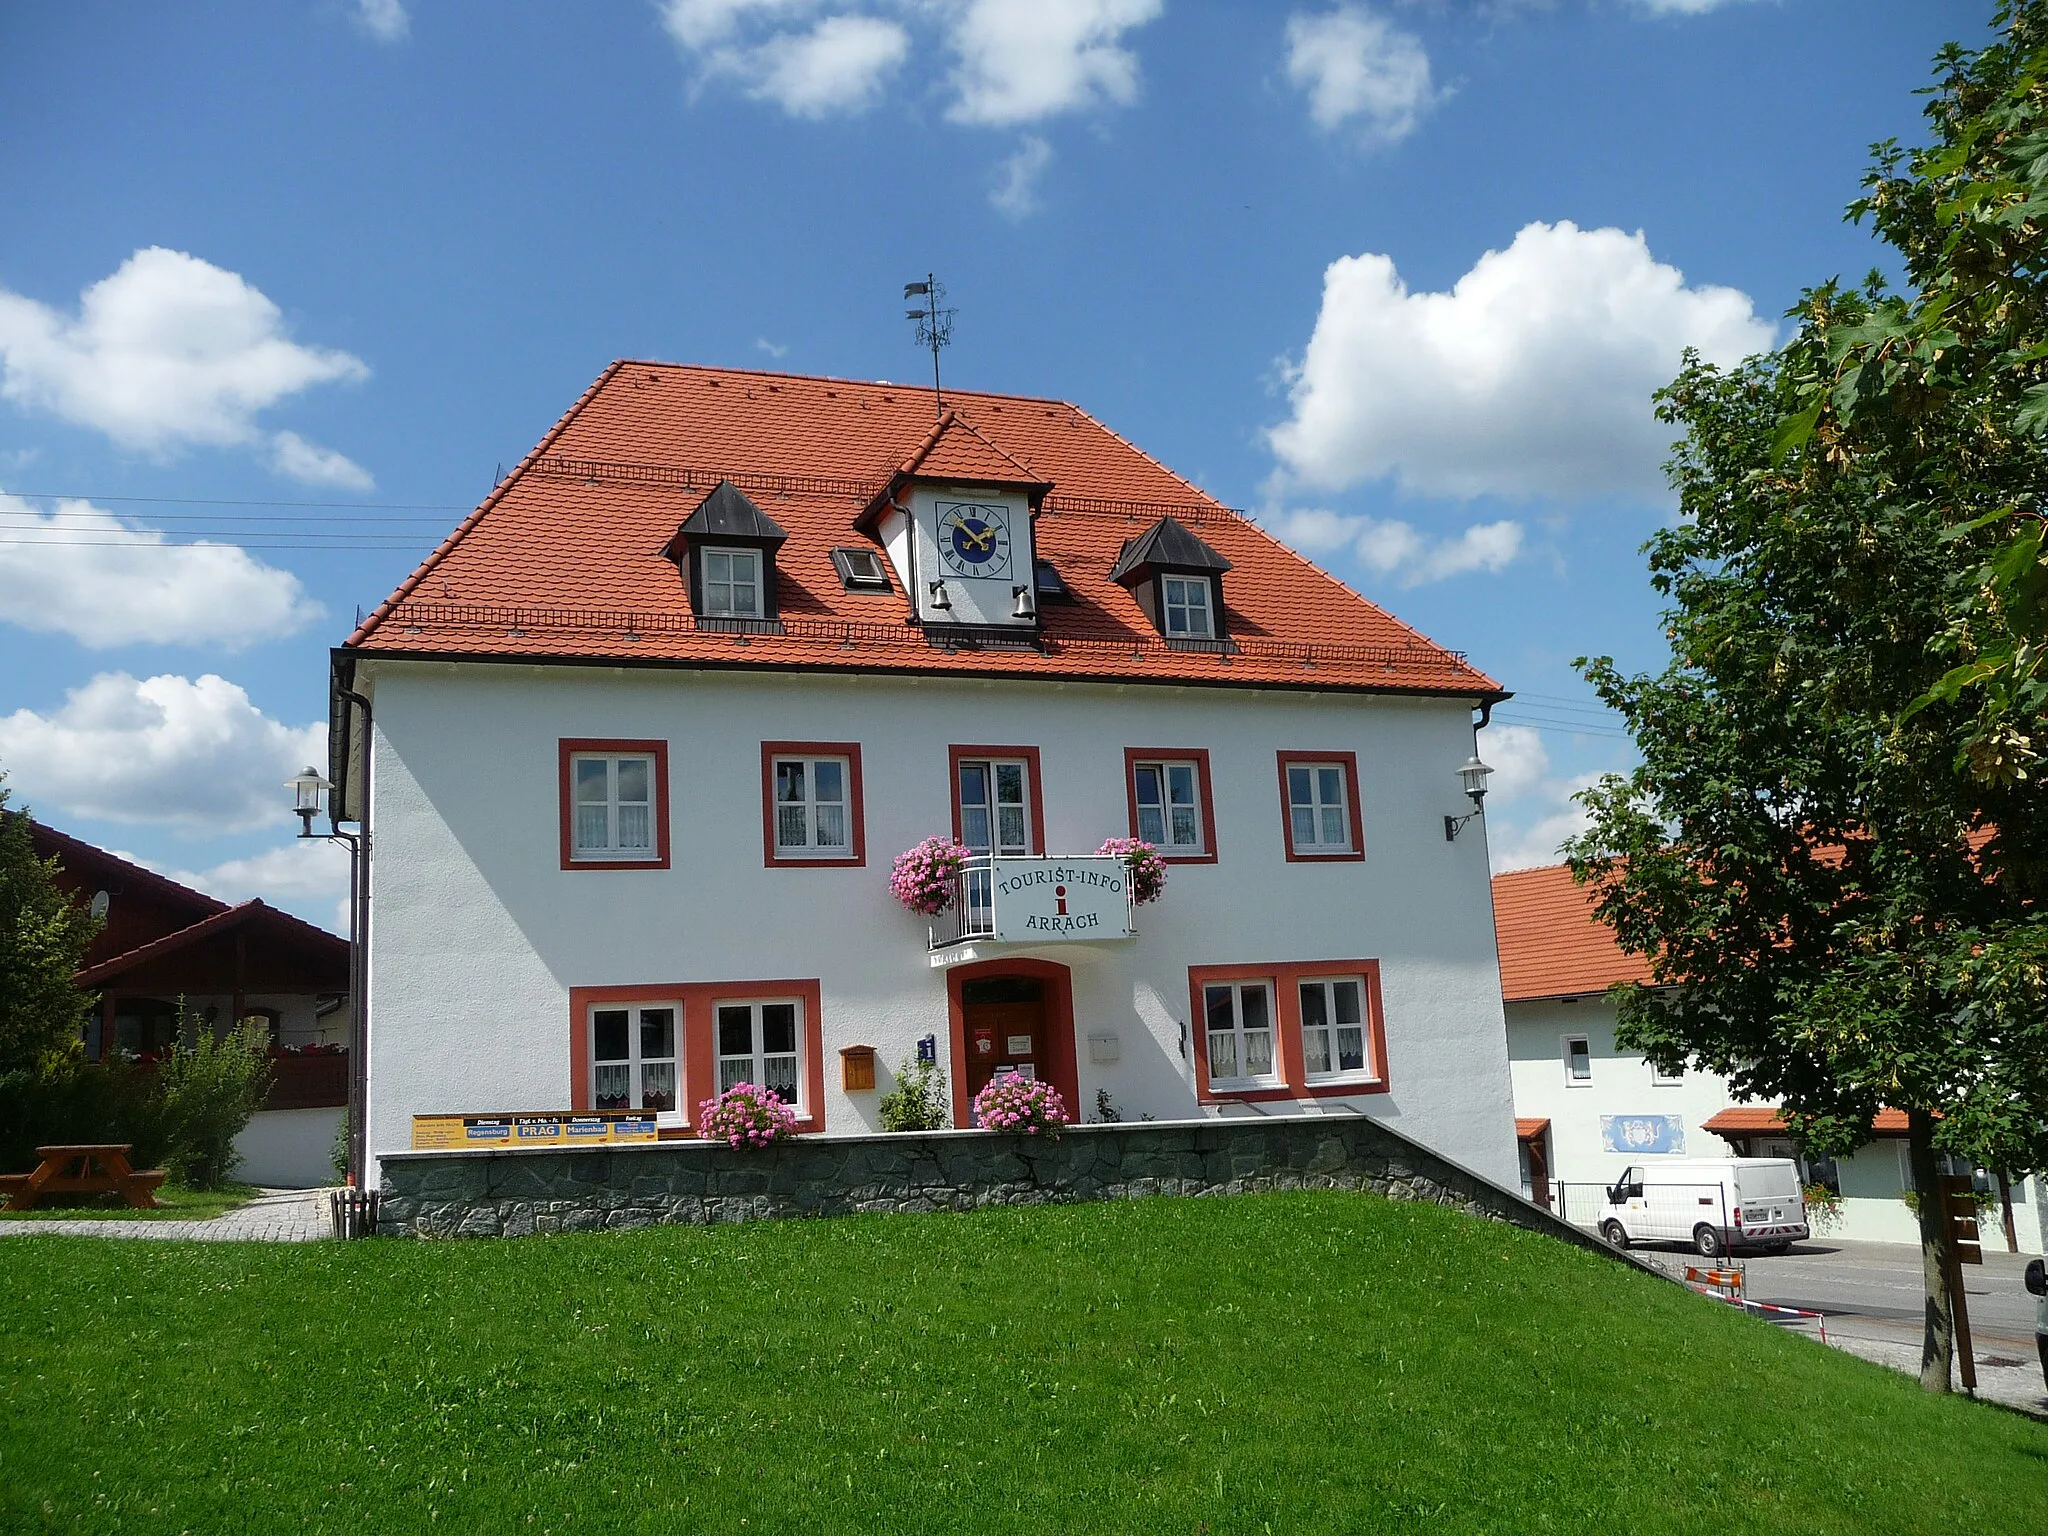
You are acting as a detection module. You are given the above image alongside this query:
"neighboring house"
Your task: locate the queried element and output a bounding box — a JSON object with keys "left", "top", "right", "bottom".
{"left": 27, "top": 819, "right": 351, "bottom": 1187}
{"left": 1494, "top": 862, "right": 2046, "bottom": 1253}
{"left": 331, "top": 362, "right": 1519, "bottom": 1189}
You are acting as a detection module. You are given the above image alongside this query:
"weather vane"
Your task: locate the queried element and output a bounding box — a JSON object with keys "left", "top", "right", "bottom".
{"left": 904, "top": 274, "right": 955, "bottom": 421}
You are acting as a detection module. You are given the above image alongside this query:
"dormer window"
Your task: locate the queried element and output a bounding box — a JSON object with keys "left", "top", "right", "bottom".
{"left": 1108, "top": 515, "right": 1234, "bottom": 644}
{"left": 1162, "top": 575, "right": 1212, "bottom": 638}
{"left": 665, "top": 481, "right": 788, "bottom": 627}
{"left": 703, "top": 548, "right": 761, "bottom": 617}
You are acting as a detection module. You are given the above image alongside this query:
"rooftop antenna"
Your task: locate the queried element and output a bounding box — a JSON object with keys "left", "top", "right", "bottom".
{"left": 904, "top": 273, "right": 954, "bottom": 421}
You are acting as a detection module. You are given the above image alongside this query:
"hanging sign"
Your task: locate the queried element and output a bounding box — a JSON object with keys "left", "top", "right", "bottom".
{"left": 989, "top": 856, "right": 1135, "bottom": 944}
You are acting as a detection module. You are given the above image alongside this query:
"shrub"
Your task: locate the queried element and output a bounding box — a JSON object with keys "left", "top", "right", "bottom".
{"left": 889, "top": 836, "right": 971, "bottom": 916}
{"left": 1802, "top": 1182, "right": 1844, "bottom": 1235}
{"left": 878, "top": 1055, "right": 950, "bottom": 1132}
{"left": 159, "top": 1018, "right": 273, "bottom": 1189}
{"left": 332, "top": 1107, "right": 350, "bottom": 1181}
{"left": 696, "top": 1082, "right": 799, "bottom": 1149}
{"left": 1094, "top": 837, "right": 1167, "bottom": 905}
{"left": 0, "top": 1059, "right": 171, "bottom": 1174}
{"left": 972, "top": 1073, "right": 1067, "bottom": 1136}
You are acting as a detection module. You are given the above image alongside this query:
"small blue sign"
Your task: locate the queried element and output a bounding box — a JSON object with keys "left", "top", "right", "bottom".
{"left": 1601, "top": 1114, "right": 1686, "bottom": 1155}
{"left": 916, "top": 1033, "right": 937, "bottom": 1065}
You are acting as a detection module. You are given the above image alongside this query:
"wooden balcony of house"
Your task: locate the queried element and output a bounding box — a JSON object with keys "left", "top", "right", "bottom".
{"left": 263, "top": 1051, "right": 349, "bottom": 1111}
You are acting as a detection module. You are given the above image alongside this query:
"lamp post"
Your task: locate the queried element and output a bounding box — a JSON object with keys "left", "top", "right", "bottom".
{"left": 286, "top": 688, "right": 371, "bottom": 1185}
{"left": 1444, "top": 754, "right": 1494, "bottom": 842}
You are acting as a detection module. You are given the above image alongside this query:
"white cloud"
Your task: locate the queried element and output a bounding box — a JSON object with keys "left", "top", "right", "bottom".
{"left": 0, "top": 248, "right": 370, "bottom": 470}
{"left": 0, "top": 492, "right": 322, "bottom": 649}
{"left": 353, "top": 0, "right": 410, "bottom": 42}
{"left": 743, "top": 14, "right": 910, "bottom": 115}
{"left": 991, "top": 135, "right": 1053, "bottom": 219}
{"left": 660, "top": 2, "right": 907, "bottom": 116}
{"left": 0, "top": 672, "right": 323, "bottom": 835}
{"left": 1272, "top": 505, "right": 1523, "bottom": 586}
{"left": 154, "top": 839, "right": 352, "bottom": 935}
{"left": 1477, "top": 723, "right": 1600, "bottom": 873}
{"left": 754, "top": 337, "right": 790, "bottom": 358}
{"left": 945, "top": 0, "right": 1163, "bottom": 126}
{"left": 1285, "top": 6, "right": 1437, "bottom": 143}
{"left": 269, "top": 429, "right": 374, "bottom": 490}
{"left": 1266, "top": 220, "right": 1774, "bottom": 502}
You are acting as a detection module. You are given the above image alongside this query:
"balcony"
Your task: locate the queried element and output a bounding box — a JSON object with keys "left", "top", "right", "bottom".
{"left": 264, "top": 1050, "right": 349, "bottom": 1111}
{"left": 929, "top": 855, "right": 1137, "bottom": 954}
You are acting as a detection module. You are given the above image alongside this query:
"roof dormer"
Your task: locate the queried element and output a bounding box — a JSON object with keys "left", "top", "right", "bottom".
{"left": 1109, "top": 515, "right": 1234, "bottom": 643}
{"left": 665, "top": 480, "right": 789, "bottom": 626}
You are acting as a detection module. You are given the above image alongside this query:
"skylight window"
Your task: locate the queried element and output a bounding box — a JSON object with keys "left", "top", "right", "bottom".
{"left": 1034, "top": 558, "right": 1072, "bottom": 602}
{"left": 832, "top": 546, "right": 892, "bottom": 592}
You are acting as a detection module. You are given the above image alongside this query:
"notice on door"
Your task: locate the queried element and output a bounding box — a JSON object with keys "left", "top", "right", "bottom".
{"left": 989, "top": 856, "right": 1135, "bottom": 944}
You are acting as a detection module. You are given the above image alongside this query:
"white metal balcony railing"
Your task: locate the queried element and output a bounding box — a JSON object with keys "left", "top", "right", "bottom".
{"left": 928, "top": 854, "right": 1137, "bottom": 950}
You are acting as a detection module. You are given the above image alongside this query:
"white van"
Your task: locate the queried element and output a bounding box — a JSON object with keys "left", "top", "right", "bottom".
{"left": 1598, "top": 1158, "right": 1809, "bottom": 1258}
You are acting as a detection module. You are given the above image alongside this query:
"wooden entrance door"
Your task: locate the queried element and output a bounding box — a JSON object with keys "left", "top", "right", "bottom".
{"left": 961, "top": 977, "right": 1045, "bottom": 1104}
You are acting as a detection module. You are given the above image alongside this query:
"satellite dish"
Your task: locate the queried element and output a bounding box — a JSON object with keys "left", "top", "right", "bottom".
{"left": 89, "top": 890, "right": 110, "bottom": 921}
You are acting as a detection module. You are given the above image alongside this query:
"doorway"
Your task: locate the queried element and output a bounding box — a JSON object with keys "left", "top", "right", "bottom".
{"left": 946, "top": 959, "right": 1079, "bottom": 1126}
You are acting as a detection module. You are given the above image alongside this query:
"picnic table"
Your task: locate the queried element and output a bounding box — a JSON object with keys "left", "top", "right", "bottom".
{"left": 0, "top": 1144, "right": 166, "bottom": 1211}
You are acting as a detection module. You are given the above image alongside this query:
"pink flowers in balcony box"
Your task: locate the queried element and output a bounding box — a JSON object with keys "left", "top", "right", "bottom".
{"left": 972, "top": 1073, "right": 1068, "bottom": 1136}
{"left": 890, "top": 835, "right": 972, "bottom": 916}
{"left": 1094, "top": 837, "right": 1167, "bottom": 905}
{"left": 696, "top": 1081, "right": 799, "bottom": 1149}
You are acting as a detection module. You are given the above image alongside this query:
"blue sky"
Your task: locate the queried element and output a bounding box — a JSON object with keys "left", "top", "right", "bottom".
{"left": 0, "top": 0, "right": 1975, "bottom": 928}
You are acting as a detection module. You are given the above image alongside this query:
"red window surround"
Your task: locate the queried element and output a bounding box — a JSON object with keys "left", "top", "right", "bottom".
{"left": 558, "top": 738, "right": 672, "bottom": 871}
{"left": 1122, "top": 747, "right": 1218, "bottom": 865}
{"left": 946, "top": 744, "right": 1047, "bottom": 853}
{"left": 1275, "top": 750, "right": 1365, "bottom": 863}
{"left": 1188, "top": 959, "right": 1389, "bottom": 1105}
{"left": 759, "top": 740, "right": 867, "bottom": 868}
{"left": 567, "top": 979, "right": 827, "bottom": 1134}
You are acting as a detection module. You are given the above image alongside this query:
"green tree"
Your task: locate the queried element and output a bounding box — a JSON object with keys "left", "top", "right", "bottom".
{"left": 1572, "top": 1, "right": 2048, "bottom": 1397}
{"left": 0, "top": 783, "right": 99, "bottom": 1075}
{"left": 1779, "top": 2, "right": 2048, "bottom": 788}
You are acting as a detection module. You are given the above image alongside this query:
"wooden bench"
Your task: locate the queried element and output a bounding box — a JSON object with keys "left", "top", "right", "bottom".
{"left": 2, "top": 1144, "right": 166, "bottom": 1211}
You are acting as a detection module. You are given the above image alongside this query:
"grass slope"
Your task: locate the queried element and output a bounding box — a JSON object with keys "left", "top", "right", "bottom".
{"left": 1, "top": 1191, "right": 2042, "bottom": 1533}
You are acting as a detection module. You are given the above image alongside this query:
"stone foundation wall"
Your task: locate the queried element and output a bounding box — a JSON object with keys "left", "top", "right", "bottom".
{"left": 378, "top": 1114, "right": 1620, "bottom": 1259}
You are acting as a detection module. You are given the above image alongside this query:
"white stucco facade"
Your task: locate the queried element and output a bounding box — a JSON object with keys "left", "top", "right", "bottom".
{"left": 1506, "top": 998, "right": 2047, "bottom": 1253}
{"left": 358, "top": 658, "right": 1517, "bottom": 1188}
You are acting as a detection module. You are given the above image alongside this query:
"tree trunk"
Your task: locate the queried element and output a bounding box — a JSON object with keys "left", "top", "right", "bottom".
{"left": 1907, "top": 1108, "right": 1954, "bottom": 1393}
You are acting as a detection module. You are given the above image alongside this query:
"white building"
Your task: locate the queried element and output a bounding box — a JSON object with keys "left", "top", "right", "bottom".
{"left": 330, "top": 363, "right": 1520, "bottom": 1189}
{"left": 1494, "top": 862, "right": 2047, "bottom": 1253}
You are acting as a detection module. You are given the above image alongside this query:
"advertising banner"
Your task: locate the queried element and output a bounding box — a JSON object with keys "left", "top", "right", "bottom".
{"left": 412, "top": 1111, "right": 659, "bottom": 1149}
{"left": 1600, "top": 1114, "right": 1687, "bottom": 1156}
{"left": 989, "top": 856, "right": 1134, "bottom": 944}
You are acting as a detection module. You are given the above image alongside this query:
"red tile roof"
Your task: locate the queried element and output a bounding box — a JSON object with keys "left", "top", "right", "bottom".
{"left": 347, "top": 363, "right": 1500, "bottom": 698}
{"left": 1515, "top": 1117, "right": 1550, "bottom": 1141}
{"left": 1493, "top": 862, "right": 1655, "bottom": 1002}
{"left": 1701, "top": 1106, "right": 1910, "bottom": 1138}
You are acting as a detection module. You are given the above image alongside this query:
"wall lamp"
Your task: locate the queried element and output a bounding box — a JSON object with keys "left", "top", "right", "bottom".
{"left": 1444, "top": 754, "right": 1494, "bottom": 842}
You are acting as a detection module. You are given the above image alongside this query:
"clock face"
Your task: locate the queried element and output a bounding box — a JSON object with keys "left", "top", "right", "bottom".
{"left": 936, "top": 501, "right": 1013, "bottom": 579}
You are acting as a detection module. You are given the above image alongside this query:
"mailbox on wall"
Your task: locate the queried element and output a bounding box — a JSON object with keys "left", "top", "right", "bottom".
{"left": 840, "top": 1044, "right": 877, "bottom": 1092}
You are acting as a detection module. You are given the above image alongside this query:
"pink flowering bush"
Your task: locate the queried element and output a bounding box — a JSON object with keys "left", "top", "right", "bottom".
{"left": 695, "top": 1082, "right": 799, "bottom": 1149}
{"left": 1095, "top": 836, "right": 1167, "bottom": 905}
{"left": 972, "top": 1072, "right": 1068, "bottom": 1136}
{"left": 890, "top": 835, "right": 972, "bottom": 916}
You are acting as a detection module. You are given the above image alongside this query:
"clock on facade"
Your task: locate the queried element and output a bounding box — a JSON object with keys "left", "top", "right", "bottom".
{"left": 936, "top": 501, "right": 1013, "bottom": 580}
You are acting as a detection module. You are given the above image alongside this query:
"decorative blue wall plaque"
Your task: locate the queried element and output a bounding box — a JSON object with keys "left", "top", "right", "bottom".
{"left": 1601, "top": 1114, "right": 1687, "bottom": 1155}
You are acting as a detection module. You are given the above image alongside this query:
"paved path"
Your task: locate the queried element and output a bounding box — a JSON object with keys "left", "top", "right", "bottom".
{"left": 0, "top": 1187, "right": 331, "bottom": 1242}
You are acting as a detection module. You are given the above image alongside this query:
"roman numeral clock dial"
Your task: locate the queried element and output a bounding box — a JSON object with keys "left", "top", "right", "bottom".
{"left": 937, "top": 502, "right": 1012, "bottom": 580}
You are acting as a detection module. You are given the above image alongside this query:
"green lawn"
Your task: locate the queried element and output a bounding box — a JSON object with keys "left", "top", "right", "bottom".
{"left": 0, "top": 1181, "right": 258, "bottom": 1222}
{"left": 1, "top": 1192, "right": 2042, "bottom": 1534}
